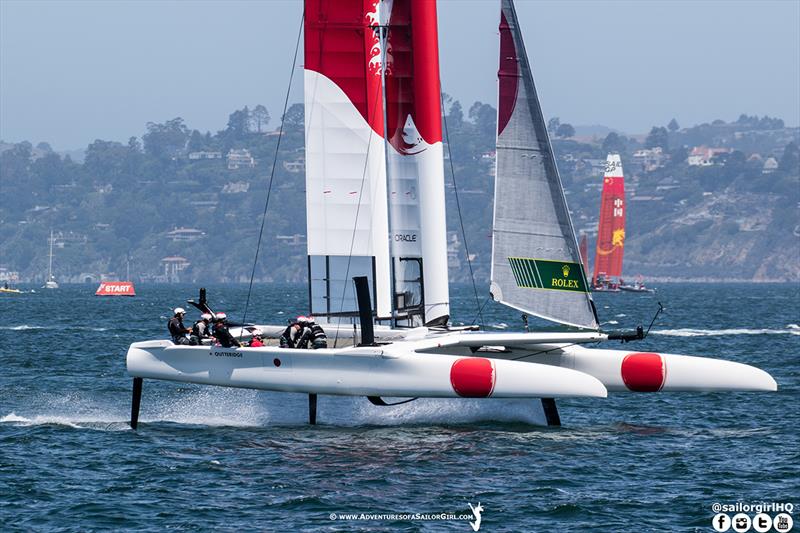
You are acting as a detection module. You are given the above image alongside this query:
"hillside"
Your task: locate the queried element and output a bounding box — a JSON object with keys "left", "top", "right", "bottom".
{"left": 0, "top": 105, "right": 798, "bottom": 284}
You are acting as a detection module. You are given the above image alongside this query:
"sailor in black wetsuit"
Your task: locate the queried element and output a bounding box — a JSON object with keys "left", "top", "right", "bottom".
{"left": 279, "top": 319, "right": 302, "bottom": 348}
{"left": 211, "top": 312, "right": 241, "bottom": 348}
{"left": 189, "top": 313, "right": 213, "bottom": 345}
{"left": 296, "top": 317, "right": 328, "bottom": 349}
{"left": 168, "top": 307, "right": 192, "bottom": 345}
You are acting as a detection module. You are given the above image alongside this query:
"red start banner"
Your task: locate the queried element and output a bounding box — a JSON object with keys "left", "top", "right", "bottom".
{"left": 95, "top": 282, "right": 136, "bottom": 297}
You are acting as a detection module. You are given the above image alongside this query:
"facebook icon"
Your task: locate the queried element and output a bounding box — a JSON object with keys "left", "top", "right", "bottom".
{"left": 713, "top": 513, "right": 732, "bottom": 532}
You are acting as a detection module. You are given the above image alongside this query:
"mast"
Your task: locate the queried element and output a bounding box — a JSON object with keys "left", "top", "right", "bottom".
{"left": 376, "top": 2, "right": 398, "bottom": 325}
{"left": 48, "top": 229, "right": 54, "bottom": 280}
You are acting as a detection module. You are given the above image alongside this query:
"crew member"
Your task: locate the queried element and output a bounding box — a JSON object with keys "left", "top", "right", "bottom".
{"left": 279, "top": 318, "right": 303, "bottom": 348}
{"left": 168, "top": 307, "right": 192, "bottom": 345}
{"left": 248, "top": 328, "right": 264, "bottom": 347}
{"left": 190, "top": 313, "right": 213, "bottom": 345}
{"left": 297, "top": 316, "right": 328, "bottom": 349}
{"left": 212, "top": 312, "right": 241, "bottom": 348}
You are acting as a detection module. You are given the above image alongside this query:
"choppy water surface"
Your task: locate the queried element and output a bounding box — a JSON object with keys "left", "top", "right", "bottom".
{"left": 1, "top": 283, "right": 798, "bottom": 531}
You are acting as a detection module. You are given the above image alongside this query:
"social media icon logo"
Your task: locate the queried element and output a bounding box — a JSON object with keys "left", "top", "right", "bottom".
{"left": 732, "top": 513, "right": 752, "bottom": 533}
{"left": 753, "top": 513, "right": 772, "bottom": 533}
{"left": 714, "top": 513, "right": 732, "bottom": 532}
{"left": 774, "top": 513, "right": 793, "bottom": 532}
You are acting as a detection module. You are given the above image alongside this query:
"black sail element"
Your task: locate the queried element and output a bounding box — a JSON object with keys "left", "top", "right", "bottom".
{"left": 491, "top": 0, "right": 598, "bottom": 330}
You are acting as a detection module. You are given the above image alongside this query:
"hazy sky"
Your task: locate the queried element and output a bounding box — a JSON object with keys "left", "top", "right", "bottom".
{"left": 1, "top": 0, "right": 798, "bottom": 150}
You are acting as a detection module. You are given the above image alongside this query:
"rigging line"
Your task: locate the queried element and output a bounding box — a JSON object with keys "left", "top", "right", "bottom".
{"left": 240, "top": 11, "right": 304, "bottom": 334}
{"left": 509, "top": 341, "right": 588, "bottom": 362}
{"left": 332, "top": 50, "right": 387, "bottom": 348}
{"left": 440, "top": 94, "right": 484, "bottom": 328}
{"left": 470, "top": 296, "right": 492, "bottom": 327}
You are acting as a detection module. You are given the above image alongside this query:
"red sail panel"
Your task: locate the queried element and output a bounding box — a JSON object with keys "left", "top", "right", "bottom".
{"left": 497, "top": 11, "right": 519, "bottom": 135}
{"left": 304, "top": 0, "right": 442, "bottom": 150}
{"left": 592, "top": 155, "right": 625, "bottom": 284}
{"left": 304, "top": 0, "right": 385, "bottom": 135}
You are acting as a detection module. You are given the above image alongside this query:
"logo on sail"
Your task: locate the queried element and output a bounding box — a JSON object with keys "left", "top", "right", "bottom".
{"left": 366, "top": 0, "right": 394, "bottom": 77}
{"left": 507, "top": 258, "right": 588, "bottom": 293}
{"left": 612, "top": 228, "right": 625, "bottom": 247}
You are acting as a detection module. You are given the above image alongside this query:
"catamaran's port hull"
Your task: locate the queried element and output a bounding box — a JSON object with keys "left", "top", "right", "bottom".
{"left": 126, "top": 340, "right": 607, "bottom": 399}
{"left": 415, "top": 342, "right": 777, "bottom": 393}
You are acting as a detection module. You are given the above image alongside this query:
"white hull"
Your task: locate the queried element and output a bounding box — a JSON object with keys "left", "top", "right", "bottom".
{"left": 127, "top": 340, "right": 607, "bottom": 399}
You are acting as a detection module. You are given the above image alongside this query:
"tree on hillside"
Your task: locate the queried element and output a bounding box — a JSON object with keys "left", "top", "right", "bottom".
{"left": 85, "top": 140, "right": 128, "bottom": 180}
{"left": 779, "top": 142, "right": 799, "bottom": 173}
{"left": 547, "top": 117, "right": 560, "bottom": 134}
{"left": 555, "top": 123, "right": 575, "bottom": 138}
{"left": 645, "top": 126, "right": 669, "bottom": 151}
{"left": 282, "top": 103, "right": 304, "bottom": 129}
{"left": 668, "top": 118, "right": 680, "bottom": 132}
{"left": 447, "top": 100, "right": 464, "bottom": 129}
{"left": 251, "top": 105, "right": 271, "bottom": 133}
{"left": 143, "top": 118, "right": 189, "bottom": 160}
{"left": 187, "top": 130, "right": 207, "bottom": 152}
{"left": 225, "top": 106, "right": 251, "bottom": 140}
{"left": 468, "top": 102, "right": 495, "bottom": 132}
{"left": 602, "top": 132, "right": 625, "bottom": 154}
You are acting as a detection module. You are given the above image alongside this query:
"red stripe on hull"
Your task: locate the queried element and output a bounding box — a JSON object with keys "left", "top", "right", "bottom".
{"left": 450, "top": 358, "right": 496, "bottom": 398}
{"left": 621, "top": 352, "right": 665, "bottom": 392}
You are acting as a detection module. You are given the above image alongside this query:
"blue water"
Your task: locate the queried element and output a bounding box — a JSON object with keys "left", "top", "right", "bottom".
{"left": 1, "top": 283, "right": 798, "bottom": 531}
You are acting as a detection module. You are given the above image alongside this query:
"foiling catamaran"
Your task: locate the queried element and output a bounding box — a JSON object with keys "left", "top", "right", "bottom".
{"left": 126, "top": 0, "right": 776, "bottom": 428}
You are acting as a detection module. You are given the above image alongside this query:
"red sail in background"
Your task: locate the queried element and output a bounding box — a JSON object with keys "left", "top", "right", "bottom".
{"left": 579, "top": 234, "right": 589, "bottom": 278}
{"left": 592, "top": 154, "right": 626, "bottom": 286}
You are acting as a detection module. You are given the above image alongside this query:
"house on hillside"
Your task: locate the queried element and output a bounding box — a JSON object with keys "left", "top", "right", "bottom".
{"left": 687, "top": 146, "right": 731, "bottom": 166}
{"left": 188, "top": 151, "right": 222, "bottom": 160}
{"left": 283, "top": 159, "right": 305, "bottom": 173}
{"left": 632, "top": 147, "right": 666, "bottom": 172}
{"left": 166, "top": 227, "right": 205, "bottom": 242}
{"left": 161, "top": 256, "right": 191, "bottom": 283}
{"left": 227, "top": 149, "right": 256, "bottom": 170}
{"left": 221, "top": 181, "right": 250, "bottom": 194}
{"left": 762, "top": 157, "right": 779, "bottom": 174}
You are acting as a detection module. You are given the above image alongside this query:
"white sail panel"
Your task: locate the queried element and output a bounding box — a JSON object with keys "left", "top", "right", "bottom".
{"left": 490, "top": 0, "right": 598, "bottom": 330}
{"left": 304, "top": 70, "right": 392, "bottom": 318}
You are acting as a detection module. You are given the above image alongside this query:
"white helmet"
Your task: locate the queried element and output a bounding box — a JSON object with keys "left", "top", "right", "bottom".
{"left": 251, "top": 328, "right": 263, "bottom": 336}
{"left": 201, "top": 313, "right": 212, "bottom": 320}
{"left": 174, "top": 307, "right": 186, "bottom": 315}
{"left": 214, "top": 312, "right": 227, "bottom": 321}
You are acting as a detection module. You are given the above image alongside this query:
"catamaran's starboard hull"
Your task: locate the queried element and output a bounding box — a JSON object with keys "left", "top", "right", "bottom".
{"left": 126, "top": 340, "right": 607, "bottom": 399}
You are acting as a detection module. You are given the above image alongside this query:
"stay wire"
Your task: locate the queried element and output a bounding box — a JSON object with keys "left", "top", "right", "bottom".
{"left": 240, "top": 11, "right": 304, "bottom": 334}
{"left": 440, "top": 95, "right": 484, "bottom": 328}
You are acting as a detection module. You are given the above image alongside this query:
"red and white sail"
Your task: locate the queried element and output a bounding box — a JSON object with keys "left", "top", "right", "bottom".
{"left": 592, "top": 154, "right": 626, "bottom": 286}
{"left": 304, "top": 0, "right": 449, "bottom": 325}
{"left": 490, "top": 0, "right": 597, "bottom": 329}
